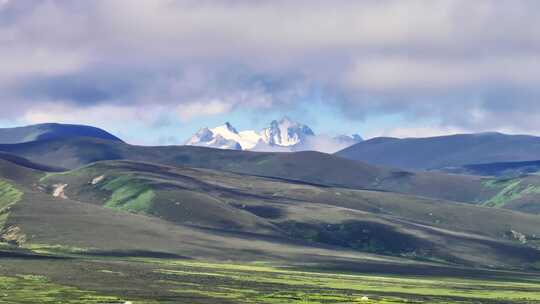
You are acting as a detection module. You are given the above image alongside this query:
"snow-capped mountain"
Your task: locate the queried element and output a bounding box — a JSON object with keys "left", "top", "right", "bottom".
{"left": 260, "top": 117, "right": 315, "bottom": 147}
{"left": 186, "top": 126, "right": 242, "bottom": 150}
{"left": 185, "top": 117, "right": 362, "bottom": 153}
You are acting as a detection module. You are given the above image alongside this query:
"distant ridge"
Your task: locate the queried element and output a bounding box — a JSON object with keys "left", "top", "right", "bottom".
{"left": 0, "top": 123, "right": 123, "bottom": 144}
{"left": 336, "top": 132, "right": 540, "bottom": 170}
{"left": 0, "top": 152, "right": 64, "bottom": 172}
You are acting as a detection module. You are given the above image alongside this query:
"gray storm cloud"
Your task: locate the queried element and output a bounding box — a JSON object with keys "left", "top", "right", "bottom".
{"left": 1, "top": 0, "right": 540, "bottom": 134}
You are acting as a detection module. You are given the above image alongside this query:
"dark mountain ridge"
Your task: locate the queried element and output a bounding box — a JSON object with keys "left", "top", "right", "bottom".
{"left": 336, "top": 132, "right": 540, "bottom": 171}
{"left": 0, "top": 137, "right": 493, "bottom": 204}
{"left": 0, "top": 123, "right": 123, "bottom": 144}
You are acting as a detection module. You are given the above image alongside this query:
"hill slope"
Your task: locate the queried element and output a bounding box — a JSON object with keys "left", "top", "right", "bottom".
{"left": 0, "top": 137, "right": 495, "bottom": 203}
{"left": 1, "top": 158, "right": 412, "bottom": 265}
{"left": 0, "top": 123, "right": 123, "bottom": 144}
{"left": 32, "top": 159, "right": 540, "bottom": 268}
{"left": 336, "top": 133, "right": 540, "bottom": 171}
{"left": 2, "top": 138, "right": 538, "bottom": 214}
{"left": 442, "top": 159, "right": 540, "bottom": 177}
{"left": 0, "top": 152, "right": 64, "bottom": 173}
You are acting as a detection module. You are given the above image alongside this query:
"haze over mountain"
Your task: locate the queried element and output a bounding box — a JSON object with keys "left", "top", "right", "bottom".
{"left": 337, "top": 132, "right": 540, "bottom": 171}
{"left": 186, "top": 117, "right": 362, "bottom": 153}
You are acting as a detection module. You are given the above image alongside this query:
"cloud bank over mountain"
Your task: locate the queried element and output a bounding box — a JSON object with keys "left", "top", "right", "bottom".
{"left": 1, "top": 0, "right": 540, "bottom": 140}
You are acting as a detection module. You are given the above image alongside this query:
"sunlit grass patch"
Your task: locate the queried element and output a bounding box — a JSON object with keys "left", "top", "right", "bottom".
{"left": 1, "top": 253, "right": 539, "bottom": 303}
{"left": 23, "top": 243, "right": 90, "bottom": 255}
{"left": 0, "top": 179, "right": 22, "bottom": 229}
{"left": 101, "top": 175, "right": 156, "bottom": 214}
{"left": 0, "top": 274, "right": 146, "bottom": 304}
{"left": 150, "top": 260, "right": 540, "bottom": 303}
{"left": 482, "top": 178, "right": 540, "bottom": 208}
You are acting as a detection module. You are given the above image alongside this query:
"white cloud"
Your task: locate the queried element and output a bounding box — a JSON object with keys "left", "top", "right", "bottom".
{"left": 344, "top": 55, "right": 540, "bottom": 91}
{"left": 0, "top": 47, "right": 87, "bottom": 84}
{"left": 2, "top": 0, "right": 540, "bottom": 135}
{"left": 22, "top": 102, "right": 164, "bottom": 126}
{"left": 298, "top": 135, "right": 360, "bottom": 154}
{"left": 177, "top": 99, "right": 233, "bottom": 122}
{"left": 374, "top": 126, "right": 468, "bottom": 139}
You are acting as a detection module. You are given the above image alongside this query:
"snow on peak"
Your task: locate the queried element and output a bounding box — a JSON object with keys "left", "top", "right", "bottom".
{"left": 186, "top": 122, "right": 259, "bottom": 150}
{"left": 185, "top": 126, "right": 243, "bottom": 150}
{"left": 185, "top": 127, "right": 213, "bottom": 145}
{"left": 261, "top": 116, "right": 315, "bottom": 147}
{"left": 185, "top": 117, "right": 362, "bottom": 152}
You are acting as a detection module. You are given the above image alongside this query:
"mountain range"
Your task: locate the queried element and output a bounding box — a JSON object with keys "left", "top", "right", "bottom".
{"left": 185, "top": 117, "right": 363, "bottom": 153}
{"left": 2, "top": 122, "right": 540, "bottom": 302}
{"left": 2, "top": 123, "right": 540, "bottom": 213}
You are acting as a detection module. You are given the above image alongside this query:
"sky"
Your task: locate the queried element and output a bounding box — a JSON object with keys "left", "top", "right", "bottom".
{"left": 1, "top": 0, "right": 539, "bottom": 145}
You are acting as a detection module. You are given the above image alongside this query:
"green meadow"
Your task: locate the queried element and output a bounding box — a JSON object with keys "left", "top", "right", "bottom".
{"left": 2, "top": 251, "right": 540, "bottom": 304}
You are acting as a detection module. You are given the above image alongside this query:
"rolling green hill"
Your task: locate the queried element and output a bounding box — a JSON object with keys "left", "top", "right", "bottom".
{"left": 0, "top": 137, "right": 496, "bottom": 204}
{"left": 480, "top": 174, "right": 540, "bottom": 214}
{"left": 1, "top": 143, "right": 540, "bottom": 303}
{"left": 31, "top": 160, "right": 540, "bottom": 268}
{"left": 3, "top": 137, "right": 540, "bottom": 214}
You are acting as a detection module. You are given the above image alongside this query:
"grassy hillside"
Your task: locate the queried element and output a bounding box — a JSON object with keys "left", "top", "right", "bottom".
{"left": 0, "top": 180, "right": 22, "bottom": 232}
{"left": 480, "top": 174, "right": 540, "bottom": 214}
{"left": 0, "top": 152, "right": 64, "bottom": 173}
{"left": 442, "top": 159, "right": 540, "bottom": 177}
{"left": 0, "top": 156, "right": 50, "bottom": 185}
{"left": 36, "top": 160, "right": 540, "bottom": 268}
{"left": 0, "top": 137, "right": 496, "bottom": 204}
{"left": 1, "top": 151, "right": 540, "bottom": 302}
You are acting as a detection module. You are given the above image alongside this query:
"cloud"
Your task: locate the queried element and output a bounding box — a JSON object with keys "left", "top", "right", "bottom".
{"left": 178, "top": 99, "right": 233, "bottom": 122}
{"left": 21, "top": 102, "right": 164, "bottom": 126}
{"left": 344, "top": 56, "right": 540, "bottom": 91}
{"left": 1, "top": 0, "right": 540, "bottom": 137}
{"left": 374, "top": 126, "right": 469, "bottom": 139}
{"left": 297, "top": 135, "right": 361, "bottom": 154}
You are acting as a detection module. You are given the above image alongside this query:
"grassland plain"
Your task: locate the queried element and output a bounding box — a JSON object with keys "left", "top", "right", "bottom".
{"left": 1, "top": 251, "right": 540, "bottom": 304}
{"left": 0, "top": 274, "right": 139, "bottom": 304}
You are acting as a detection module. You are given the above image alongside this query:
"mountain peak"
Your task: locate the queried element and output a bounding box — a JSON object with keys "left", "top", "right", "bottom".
{"left": 220, "top": 122, "right": 238, "bottom": 133}
{"left": 185, "top": 117, "right": 361, "bottom": 153}
{"left": 262, "top": 117, "right": 314, "bottom": 147}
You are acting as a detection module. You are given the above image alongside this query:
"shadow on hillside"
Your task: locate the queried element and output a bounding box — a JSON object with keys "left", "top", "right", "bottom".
{"left": 83, "top": 250, "right": 191, "bottom": 259}
{"left": 0, "top": 250, "right": 70, "bottom": 260}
